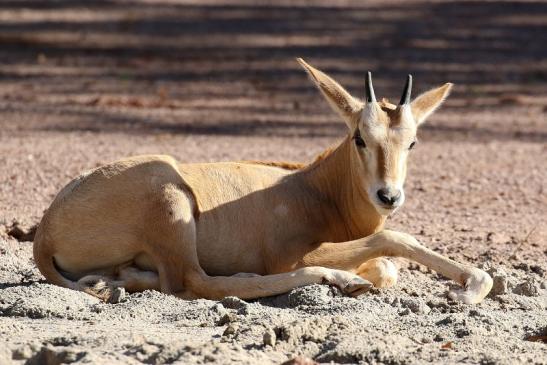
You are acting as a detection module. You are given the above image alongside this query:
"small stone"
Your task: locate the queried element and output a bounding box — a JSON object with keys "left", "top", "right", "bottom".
{"left": 220, "top": 297, "right": 248, "bottom": 310}
{"left": 48, "top": 336, "right": 77, "bottom": 347}
{"left": 223, "top": 324, "right": 239, "bottom": 337}
{"left": 487, "top": 269, "right": 509, "bottom": 296}
{"left": 427, "top": 298, "right": 450, "bottom": 312}
{"left": 436, "top": 316, "right": 454, "bottom": 326}
{"left": 441, "top": 341, "right": 454, "bottom": 350}
{"left": 59, "top": 350, "right": 81, "bottom": 363}
{"left": 6, "top": 221, "right": 37, "bottom": 242}
{"left": 141, "top": 344, "right": 158, "bottom": 355}
{"left": 400, "top": 298, "right": 431, "bottom": 315}
{"left": 468, "top": 309, "right": 480, "bottom": 317}
{"left": 216, "top": 313, "right": 237, "bottom": 326}
{"left": 513, "top": 263, "right": 530, "bottom": 272}
{"left": 433, "top": 334, "right": 444, "bottom": 342}
{"left": 513, "top": 262, "right": 544, "bottom": 275}
{"left": 203, "top": 354, "right": 216, "bottom": 362}
{"left": 263, "top": 328, "right": 276, "bottom": 347}
{"left": 513, "top": 281, "right": 541, "bottom": 297}
{"left": 90, "top": 304, "right": 104, "bottom": 313}
{"left": 31, "top": 346, "right": 87, "bottom": 364}
{"left": 12, "top": 345, "right": 33, "bottom": 360}
{"left": 486, "top": 232, "right": 510, "bottom": 244}
{"left": 456, "top": 328, "right": 471, "bottom": 338}
{"left": 492, "top": 275, "right": 509, "bottom": 296}
{"left": 399, "top": 308, "right": 411, "bottom": 316}
{"left": 135, "top": 351, "right": 148, "bottom": 362}
{"left": 529, "top": 265, "right": 545, "bottom": 276}
{"left": 211, "top": 303, "right": 227, "bottom": 314}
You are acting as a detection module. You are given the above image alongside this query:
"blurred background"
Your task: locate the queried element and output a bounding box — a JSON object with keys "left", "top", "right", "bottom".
{"left": 0, "top": 0, "right": 545, "bottom": 263}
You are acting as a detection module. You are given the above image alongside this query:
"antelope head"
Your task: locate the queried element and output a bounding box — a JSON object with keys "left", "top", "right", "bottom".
{"left": 298, "top": 58, "right": 452, "bottom": 216}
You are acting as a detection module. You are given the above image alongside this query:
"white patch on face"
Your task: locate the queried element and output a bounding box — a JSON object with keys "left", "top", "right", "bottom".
{"left": 354, "top": 104, "right": 417, "bottom": 216}
{"left": 367, "top": 145, "right": 408, "bottom": 215}
{"left": 360, "top": 108, "right": 386, "bottom": 142}
{"left": 394, "top": 150, "right": 407, "bottom": 190}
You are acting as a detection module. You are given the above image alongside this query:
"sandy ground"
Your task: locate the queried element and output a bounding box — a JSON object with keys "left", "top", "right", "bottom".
{"left": 0, "top": 1, "right": 546, "bottom": 364}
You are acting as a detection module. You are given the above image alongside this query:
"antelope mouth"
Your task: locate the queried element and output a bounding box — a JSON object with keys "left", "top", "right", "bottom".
{"left": 374, "top": 204, "right": 400, "bottom": 216}
{"left": 378, "top": 203, "right": 399, "bottom": 210}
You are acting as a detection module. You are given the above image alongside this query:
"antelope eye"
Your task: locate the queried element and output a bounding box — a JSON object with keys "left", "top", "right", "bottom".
{"left": 354, "top": 130, "right": 366, "bottom": 148}
{"left": 409, "top": 141, "right": 416, "bottom": 150}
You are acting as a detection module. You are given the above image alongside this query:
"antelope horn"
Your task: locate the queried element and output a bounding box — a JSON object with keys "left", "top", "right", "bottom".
{"left": 399, "top": 74, "right": 412, "bottom": 105}
{"left": 365, "top": 71, "right": 376, "bottom": 103}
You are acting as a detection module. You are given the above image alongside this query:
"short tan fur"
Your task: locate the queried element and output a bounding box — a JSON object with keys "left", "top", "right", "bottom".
{"left": 33, "top": 59, "right": 492, "bottom": 304}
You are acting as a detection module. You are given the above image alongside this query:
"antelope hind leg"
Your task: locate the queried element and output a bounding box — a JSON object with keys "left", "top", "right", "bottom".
{"left": 73, "top": 266, "right": 161, "bottom": 302}
{"left": 117, "top": 266, "right": 160, "bottom": 292}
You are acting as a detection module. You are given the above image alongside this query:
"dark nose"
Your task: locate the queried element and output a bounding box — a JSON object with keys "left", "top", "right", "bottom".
{"left": 377, "top": 188, "right": 401, "bottom": 206}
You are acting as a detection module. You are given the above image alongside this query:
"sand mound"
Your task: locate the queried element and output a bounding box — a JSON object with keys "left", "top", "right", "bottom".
{"left": 1, "top": 238, "right": 545, "bottom": 364}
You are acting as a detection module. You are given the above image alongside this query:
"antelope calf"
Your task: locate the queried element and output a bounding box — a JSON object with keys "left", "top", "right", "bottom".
{"left": 33, "top": 59, "right": 493, "bottom": 304}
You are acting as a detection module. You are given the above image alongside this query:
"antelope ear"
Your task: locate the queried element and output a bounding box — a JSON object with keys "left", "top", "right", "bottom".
{"left": 411, "top": 83, "right": 453, "bottom": 126}
{"left": 297, "top": 58, "right": 363, "bottom": 129}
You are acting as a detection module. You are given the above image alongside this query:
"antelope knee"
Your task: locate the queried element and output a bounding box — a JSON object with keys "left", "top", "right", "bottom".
{"left": 369, "top": 230, "right": 420, "bottom": 257}
{"left": 378, "top": 230, "right": 415, "bottom": 243}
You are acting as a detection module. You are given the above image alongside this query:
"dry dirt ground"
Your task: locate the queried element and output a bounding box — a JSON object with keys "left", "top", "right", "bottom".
{"left": 0, "top": 1, "right": 546, "bottom": 364}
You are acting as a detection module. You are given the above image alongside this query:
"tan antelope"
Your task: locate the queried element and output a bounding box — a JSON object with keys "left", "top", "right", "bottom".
{"left": 33, "top": 59, "right": 493, "bottom": 304}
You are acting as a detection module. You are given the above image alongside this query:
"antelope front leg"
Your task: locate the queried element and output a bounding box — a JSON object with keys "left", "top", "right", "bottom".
{"left": 300, "top": 230, "right": 493, "bottom": 304}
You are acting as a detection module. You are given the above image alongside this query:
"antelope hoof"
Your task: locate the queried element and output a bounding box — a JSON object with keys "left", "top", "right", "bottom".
{"left": 323, "top": 269, "right": 373, "bottom": 297}
{"left": 78, "top": 275, "right": 116, "bottom": 303}
{"left": 447, "top": 268, "right": 493, "bottom": 304}
{"left": 343, "top": 277, "right": 373, "bottom": 297}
